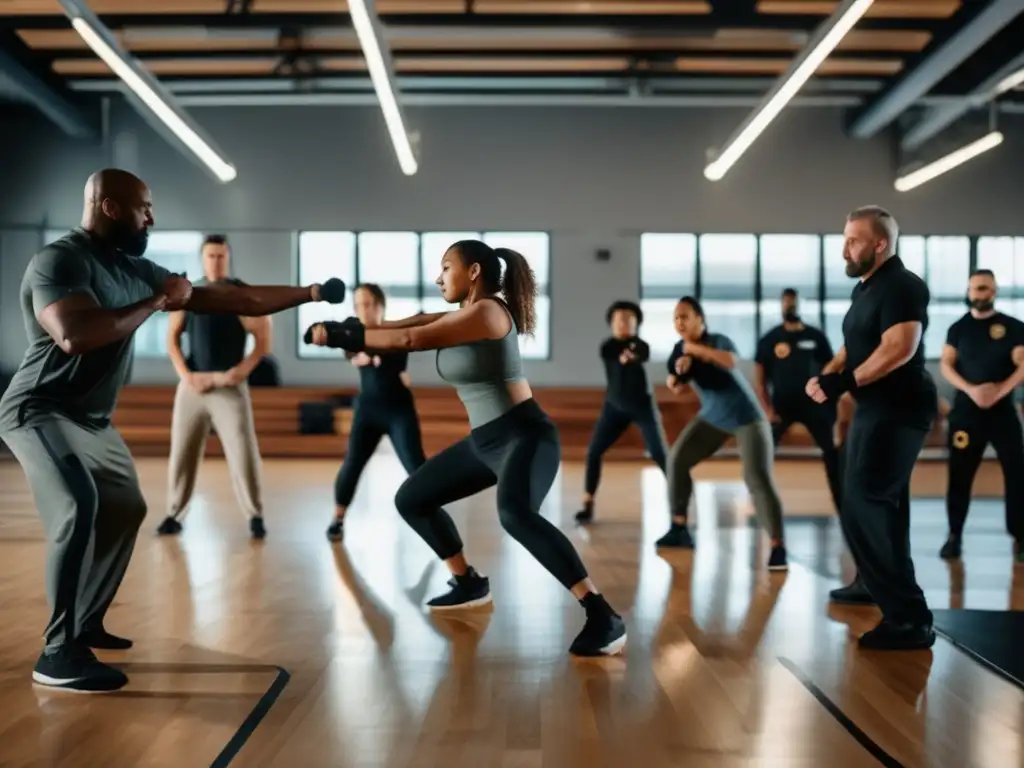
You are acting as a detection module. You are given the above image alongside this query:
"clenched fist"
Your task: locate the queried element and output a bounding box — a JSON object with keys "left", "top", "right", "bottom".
{"left": 162, "top": 274, "right": 193, "bottom": 310}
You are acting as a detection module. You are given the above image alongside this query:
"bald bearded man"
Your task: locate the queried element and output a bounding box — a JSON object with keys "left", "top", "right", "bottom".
{"left": 0, "top": 169, "right": 346, "bottom": 693}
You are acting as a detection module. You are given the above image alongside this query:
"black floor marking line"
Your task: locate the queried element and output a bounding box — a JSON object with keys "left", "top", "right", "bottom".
{"left": 932, "top": 627, "right": 1024, "bottom": 692}
{"left": 777, "top": 657, "right": 904, "bottom": 768}
{"left": 209, "top": 665, "right": 292, "bottom": 768}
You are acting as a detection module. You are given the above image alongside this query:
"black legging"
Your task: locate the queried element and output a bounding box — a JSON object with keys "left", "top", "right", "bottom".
{"left": 394, "top": 399, "right": 589, "bottom": 590}
{"left": 585, "top": 399, "right": 669, "bottom": 495}
{"left": 334, "top": 395, "right": 426, "bottom": 507}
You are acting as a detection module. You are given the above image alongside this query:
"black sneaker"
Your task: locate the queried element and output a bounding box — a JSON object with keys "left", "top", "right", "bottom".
{"left": 940, "top": 535, "right": 961, "bottom": 560}
{"left": 574, "top": 504, "right": 594, "bottom": 525}
{"left": 78, "top": 627, "right": 133, "bottom": 650}
{"left": 829, "top": 578, "right": 875, "bottom": 606}
{"left": 569, "top": 593, "right": 627, "bottom": 657}
{"left": 655, "top": 524, "right": 694, "bottom": 549}
{"left": 858, "top": 620, "right": 935, "bottom": 651}
{"left": 250, "top": 517, "right": 266, "bottom": 540}
{"left": 426, "top": 567, "right": 492, "bottom": 610}
{"left": 326, "top": 519, "right": 344, "bottom": 542}
{"left": 767, "top": 545, "right": 788, "bottom": 571}
{"left": 156, "top": 516, "right": 182, "bottom": 535}
{"left": 32, "top": 644, "right": 128, "bottom": 693}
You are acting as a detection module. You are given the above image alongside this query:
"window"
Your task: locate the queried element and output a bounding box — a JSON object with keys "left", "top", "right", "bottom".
{"left": 923, "top": 236, "right": 970, "bottom": 358}
{"left": 638, "top": 233, "right": 697, "bottom": 358}
{"left": 298, "top": 230, "right": 551, "bottom": 359}
{"left": 977, "top": 237, "right": 1024, "bottom": 309}
{"left": 296, "top": 232, "right": 357, "bottom": 359}
{"left": 699, "top": 234, "right": 758, "bottom": 358}
{"left": 45, "top": 228, "right": 204, "bottom": 358}
{"left": 822, "top": 235, "right": 852, "bottom": 352}
{"left": 759, "top": 234, "right": 822, "bottom": 335}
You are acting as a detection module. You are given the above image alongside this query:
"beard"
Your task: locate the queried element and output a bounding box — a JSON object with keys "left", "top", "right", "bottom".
{"left": 969, "top": 298, "right": 994, "bottom": 312}
{"left": 844, "top": 251, "right": 875, "bottom": 278}
{"left": 110, "top": 220, "right": 149, "bottom": 258}
{"left": 782, "top": 309, "right": 800, "bottom": 323}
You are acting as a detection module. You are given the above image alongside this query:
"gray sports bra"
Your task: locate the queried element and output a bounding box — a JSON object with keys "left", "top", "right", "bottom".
{"left": 435, "top": 297, "right": 525, "bottom": 428}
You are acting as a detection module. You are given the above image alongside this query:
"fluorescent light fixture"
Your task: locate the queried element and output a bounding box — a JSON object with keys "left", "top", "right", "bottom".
{"left": 61, "top": 2, "right": 237, "bottom": 183}
{"left": 704, "top": 0, "right": 875, "bottom": 181}
{"left": 347, "top": 0, "right": 418, "bottom": 175}
{"left": 994, "top": 67, "right": 1024, "bottom": 96}
{"left": 894, "top": 131, "right": 1004, "bottom": 192}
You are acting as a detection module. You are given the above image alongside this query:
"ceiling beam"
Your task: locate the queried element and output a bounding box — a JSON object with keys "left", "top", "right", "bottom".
{"left": 0, "top": 12, "right": 934, "bottom": 32}
{"left": 846, "top": 0, "right": 1024, "bottom": 138}
{"left": 0, "top": 30, "right": 96, "bottom": 137}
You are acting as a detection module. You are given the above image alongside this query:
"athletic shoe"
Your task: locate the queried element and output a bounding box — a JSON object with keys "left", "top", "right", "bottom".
{"left": 655, "top": 524, "right": 694, "bottom": 549}
{"left": 78, "top": 627, "right": 133, "bottom": 650}
{"left": 939, "top": 535, "right": 961, "bottom": 560}
{"left": 767, "top": 545, "right": 788, "bottom": 571}
{"left": 569, "top": 593, "right": 627, "bottom": 657}
{"left": 32, "top": 644, "right": 128, "bottom": 693}
{"left": 574, "top": 504, "right": 594, "bottom": 524}
{"left": 156, "top": 516, "right": 182, "bottom": 535}
{"left": 829, "top": 578, "right": 876, "bottom": 606}
{"left": 326, "top": 519, "right": 344, "bottom": 542}
{"left": 426, "top": 567, "right": 492, "bottom": 610}
{"left": 858, "top": 620, "right": 935, "bottom": 651}
{"left": 250, "top": 517, "right": 266, "bottom": 540}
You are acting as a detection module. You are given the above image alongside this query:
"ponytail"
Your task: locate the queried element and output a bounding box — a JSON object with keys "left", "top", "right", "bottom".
{"left": 494, "top": 248, "right": 537, "bottom": 336}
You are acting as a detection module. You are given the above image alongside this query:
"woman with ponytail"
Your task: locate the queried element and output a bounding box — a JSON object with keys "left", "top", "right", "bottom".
{"left": 304, "top": 239, "right": 626, "bottom": 657}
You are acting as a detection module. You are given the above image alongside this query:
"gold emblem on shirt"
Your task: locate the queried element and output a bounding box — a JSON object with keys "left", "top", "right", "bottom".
{"left": 990, "top": 323, "right": 1006, "bottom": 340}
{"left": 774, "top": 342, "right": 791, "bottom": 360}
{"left": 952, "top": 430, "right": 970, "bottom": 449}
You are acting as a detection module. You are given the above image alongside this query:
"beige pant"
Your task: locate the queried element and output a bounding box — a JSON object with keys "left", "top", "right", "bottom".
{"left": 167, "top": 380, "right": 263, "bottom": 520}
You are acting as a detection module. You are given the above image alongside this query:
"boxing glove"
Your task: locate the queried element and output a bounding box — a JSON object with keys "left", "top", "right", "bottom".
{"left": 319, "top": 278, "right": 347, "bottom": 304}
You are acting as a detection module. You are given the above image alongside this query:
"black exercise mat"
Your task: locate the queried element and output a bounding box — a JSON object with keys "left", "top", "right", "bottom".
{"left": 932, "top": 609, "right": 1024, "bottom": 689}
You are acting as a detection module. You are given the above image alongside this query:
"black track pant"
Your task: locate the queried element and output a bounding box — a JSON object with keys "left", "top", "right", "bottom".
{"left": 771, "top": 399, "right": 842, "bottom": 513}
{"left": 841, "top": 405, "right": 932, "bottom": 626}
{"left": 394, "top": 399, "right": 589, "bottom": 590}
{"left": 335, "top": 395, "right": 426, "bottom": 507}
{"left": 584, "top": 399, "right": 669, "bottom": 495}
{"left": 946, "top": 403, "right": 1024, "bottom": 541}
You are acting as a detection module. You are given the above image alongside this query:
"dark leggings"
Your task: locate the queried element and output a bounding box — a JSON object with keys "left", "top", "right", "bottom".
{"left": 394, "top": 399, "right": 589, "bottom": 590}
{"left": 334, "top": 395, "right": 426, "bottom": 507}
{"left": 771, "top": 400, "right": 843, "bottom": 514}
{"left": 585, "top": 399, "right": 669, "bottom": 495}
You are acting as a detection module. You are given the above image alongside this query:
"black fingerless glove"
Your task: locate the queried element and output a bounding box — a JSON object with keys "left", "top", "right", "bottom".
{"left": 817, "top": 369, "right": 857, "bottom": 401}
{"left": 319, "top": 277, "right": 347, "bottom": 304}
{"left": 305, "top": 317, "right": 365, "bottom": 351}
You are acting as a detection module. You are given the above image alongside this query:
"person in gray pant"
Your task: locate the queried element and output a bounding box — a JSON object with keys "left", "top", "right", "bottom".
{"left": 657, "top": 296, "right": 788, "bottom": 571}
{"left": 0, "top": 168, "right": 346, "bottom": 694}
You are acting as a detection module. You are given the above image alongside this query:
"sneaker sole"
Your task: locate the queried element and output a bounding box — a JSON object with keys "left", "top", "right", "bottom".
{"left": 428, "top": 593, "right": 493, "bottom": 611}
{"left": 600, "top": 632, "right": 627, "bottom": 656}
{"left": 768, "top": 563, "right": 789, "bottom": 571}
{"left": 32, "top": 671, "right": 127, "bottom": 693}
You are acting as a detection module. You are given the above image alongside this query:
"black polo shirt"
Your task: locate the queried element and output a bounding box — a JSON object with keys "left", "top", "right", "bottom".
{"left": 600, "top": 336, "right": 653, "bottom": 411}
{"left": 842, "top": 255, "right": 936, "bottom": 427}
{"left": 755, "top": 323, "right": 833, "bottom": 406}
{"left": 945, "top": 311, "right": 1024, "bottom": 415}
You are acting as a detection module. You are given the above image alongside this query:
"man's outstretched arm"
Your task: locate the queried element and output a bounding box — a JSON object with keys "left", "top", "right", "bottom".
{"left": 180, "top": 278, "right": 345, "bottom": 316}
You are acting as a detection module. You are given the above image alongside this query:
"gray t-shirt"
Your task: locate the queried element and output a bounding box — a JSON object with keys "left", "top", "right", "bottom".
{"left": 0, "top": 228, "right": 171, "bottom": 431}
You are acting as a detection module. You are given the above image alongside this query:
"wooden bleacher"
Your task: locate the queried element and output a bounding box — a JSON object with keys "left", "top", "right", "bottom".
{"left": 112, "top": 385, "right": 949, "bottom": 460}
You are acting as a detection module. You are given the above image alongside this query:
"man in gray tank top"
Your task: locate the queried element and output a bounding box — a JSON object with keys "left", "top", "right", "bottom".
{"left": 157, "top": 234, "right": 271, "bottom": 540}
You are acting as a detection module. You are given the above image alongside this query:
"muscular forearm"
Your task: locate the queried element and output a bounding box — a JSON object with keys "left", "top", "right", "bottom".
{"left": 59, "top": 297, "right": 163, "bottom": 355}
{"left": 364, "top": 327, "right": 415, "bottom": 351}
{"left": 168, "top": 339, "right": 191, "bottom": 380}
{"left": 186, "top": 285, "right": 315, "bottom": 316}
{"left": 997, "top": 365, "right": 1024, "bottom": 398}
{"left": 380, "top": 312, "right": 447, "bottom": 329}
{"left": 821, "top": 348, "right": 847, "bottom": 374}
{"left": 852, "top": 340, "right": 914, "bottom": 387}
{"left": 939, "top": 361, "right": 975, "bottom": 393}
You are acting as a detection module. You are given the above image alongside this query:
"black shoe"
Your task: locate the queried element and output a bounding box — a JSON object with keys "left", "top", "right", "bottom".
{"left": 858, "top": 620, "right": 935, "bottom": 651}
{"left": 32, "top": 644, "right": 128, "bottom": 693}
{"left": 767, "top": 545, "right": 788, "bottom": 571}
{"left": 570, "top": 593, "right": 627, "bottom": 657}
{"left": 574, "top": 504, "right": 594, "bottom": 525}
{"left": 156, "top": 516, "right": 182, "bottom": 535}
{"left": 78, "top": 628, "right": 133, "bottom": 650}
{"left": 830, "top": 579, "right": 876, "bottom": 606}
{"left": 940, "top": 536, "right": 961, "bottom": 560}
{"left": 655, "top": 524, "right": 694, "bottom": 549}
{"left": 326, "top": 519, "right": 344, "bottom": 542}
{"left": 250, "top": 517, "right": 266, "bottom": 540}
{"left": 426, "top": 567, "right": 492, "bottom": 610}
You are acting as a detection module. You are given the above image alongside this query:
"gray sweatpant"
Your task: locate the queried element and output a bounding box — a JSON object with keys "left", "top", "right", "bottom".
{"left": 668, "top": 416, "right": 785, "bottom": 540}
{"left": 2, "top": 419, "right": 148, "bottom": 650}
{"left": 167, "top": 380, "right": 263, "bottom": 520}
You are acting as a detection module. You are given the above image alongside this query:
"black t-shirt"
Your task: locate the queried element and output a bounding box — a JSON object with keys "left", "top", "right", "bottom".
{"left": 755, "top": 324, "right": 833, "bottom": 405}
{"left": 842, "top": 256, "right": 936, "bottom": 426}
{"left": 946, "top": 311, "right": 1024, "bottom": 414}
{"left": 186, "top": 277, "right": 249, "bottom": 373}
{"left": 600, "top": 336, "right": 652, "bottom": 410}
{"left": 352, "top": 351, "right": 412, "bottom": 402}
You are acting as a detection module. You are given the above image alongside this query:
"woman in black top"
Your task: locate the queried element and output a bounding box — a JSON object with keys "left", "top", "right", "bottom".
{"left": 576, "top": 301, "right": 669, "bottom": 523}
{"left": 327, "top": 284, "right": 427, "bottom": 541}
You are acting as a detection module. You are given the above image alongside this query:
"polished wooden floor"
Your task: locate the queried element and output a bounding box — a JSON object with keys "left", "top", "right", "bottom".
{"left": 0, "top": 450, "right": 1021, "bottom": 768}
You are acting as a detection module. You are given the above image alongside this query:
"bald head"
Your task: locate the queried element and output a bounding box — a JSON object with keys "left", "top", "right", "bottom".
{"left": 82, "top": 168, "right": 153, "bottom": 258}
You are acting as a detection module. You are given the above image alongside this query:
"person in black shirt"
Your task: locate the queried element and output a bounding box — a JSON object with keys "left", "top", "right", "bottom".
{"left": 575, "top": 301, "right": 669, "bottom": 524}
{"left": 158, "top": 235, "right": 271, "bottom": 540}
{"left": 806, "top": 205, "right": 937, "bottom": 651}
{"left": 327, "top": 283, "right": 427, "bottom": 541}
{"left": 755, "top": 287, "right": 841, "bottom": 512}
{"left": 939, "top": 269, "right": 1024, "bottom": 562}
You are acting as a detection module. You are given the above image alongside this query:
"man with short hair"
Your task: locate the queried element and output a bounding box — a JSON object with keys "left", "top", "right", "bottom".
{"left": 156, "top": 234, "right": 271, "bottom": 540}
{"left": 0, "top": 169, "right": 345, "bottom": 692}
{"left": 939, "top": 268, "right": 1024, "bottom": 561}
{"left": 806, "top": 205, "right": 937, "bottom": 651}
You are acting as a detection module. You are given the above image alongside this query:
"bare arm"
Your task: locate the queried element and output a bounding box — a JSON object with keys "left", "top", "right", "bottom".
{"left": 380, "top": 312, "right": 449, "bottom": 329}
{"left": 851, "top": 322, "right": 922, "bottom": 388}
{"left": 166, "top": 310, "right": 191, "bottom": 380}
{"left": 996, "top": 346, "right": 1024, "bottom": 400}
{"left": 39, "top": 294, "right": 166, "bottom": 356}
{"left": 821, "top": 346, "right": 847, "bottom": 374}
{"left": 363, "top": 302, "right": 508, "bottom": 351}
{"left": 939, "top": 344, "right": 974, "bottom": 394}
{"left": 229, "top": 315, "right": 273, "bottom": 381}
{"left": 183, "top": 282, "right": 318, "bottom": 316}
